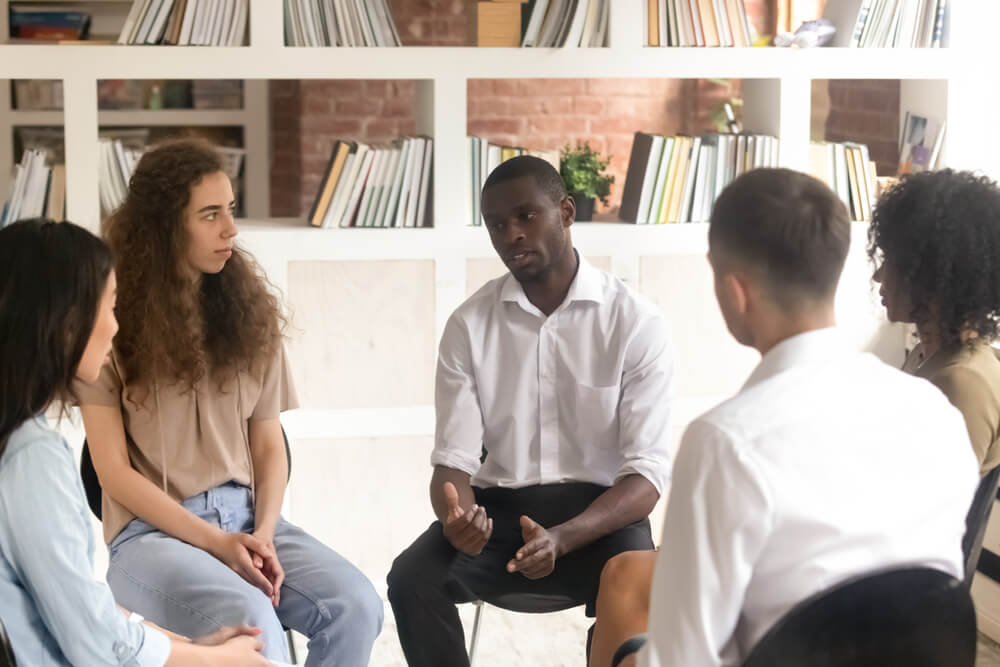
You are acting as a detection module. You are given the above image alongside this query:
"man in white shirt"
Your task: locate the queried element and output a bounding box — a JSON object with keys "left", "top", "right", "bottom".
{"left": 619, "top": 168, "right": 978, "bottom": 667}
{"left": 387, "top": 156, "right": 673, "bottom": 667}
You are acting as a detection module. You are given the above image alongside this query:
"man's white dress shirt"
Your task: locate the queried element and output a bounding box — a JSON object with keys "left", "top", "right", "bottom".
{"left": 639, "top": 327, "right": 979, "bottom": 667}
{"left": 432, "top": 254, "right": 673, "bottom": 494}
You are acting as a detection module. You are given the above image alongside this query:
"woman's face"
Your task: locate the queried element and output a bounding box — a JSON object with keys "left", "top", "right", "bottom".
{"left": 75, "top": 271, "right": 118, "bottom": 383}
{"left": 181, "top": 171, "right": 238, "bottom": 279}
{"left": 873, "top": 256, "right": 914, "bottom": 323}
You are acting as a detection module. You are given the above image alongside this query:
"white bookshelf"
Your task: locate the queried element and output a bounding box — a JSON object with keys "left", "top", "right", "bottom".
{"left": 4, "top": 2, "right": 1000, "bottom": 661}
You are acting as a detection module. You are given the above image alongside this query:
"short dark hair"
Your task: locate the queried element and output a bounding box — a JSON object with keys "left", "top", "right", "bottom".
{"left": 482, "top": 155, "right": 567, "bottom": 204}
{"left": 868, "top": 169, "right": 1000, "bottom": 347}
{"left": 0, "top": 219, "right": 113, "bottom": 456}
{"left": 709, "top": 168, "right": 851, "bottom": 308}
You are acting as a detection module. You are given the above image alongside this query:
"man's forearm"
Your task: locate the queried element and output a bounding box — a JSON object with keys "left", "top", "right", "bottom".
{"left": 551, "top": 474, "right": 658, "bottom": 556}
{"left": 430, "top": 465, "right": 476, "bottom": 522}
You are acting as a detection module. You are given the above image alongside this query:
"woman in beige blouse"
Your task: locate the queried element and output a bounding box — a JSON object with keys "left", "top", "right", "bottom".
{"left": 872, "top": 169, "right": 1000, "bottom": 474}
{"left": 76, "top": 139, "right": 382, "bottom": 667}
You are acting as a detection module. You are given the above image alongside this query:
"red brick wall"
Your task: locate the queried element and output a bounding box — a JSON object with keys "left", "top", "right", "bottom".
{"left": 824, "top": 79, "right": 900, "bottom": 176}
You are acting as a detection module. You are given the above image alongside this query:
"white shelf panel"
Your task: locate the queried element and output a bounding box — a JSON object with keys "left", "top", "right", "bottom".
{"left": 236, "top": 219, "right": 714, "bottom": 260}
{"left": 0, "top": 45, "right": 959, "bottom": 80}
{"left": 7, "top": 109, "right": 248, "bottom": 126}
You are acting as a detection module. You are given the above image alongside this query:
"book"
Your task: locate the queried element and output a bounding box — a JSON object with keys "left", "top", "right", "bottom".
{"left": 307, "top": 140, "right": 350, "bottom": 227}
{"left": 619, "top": 132, "right": 658, "bottom": 223}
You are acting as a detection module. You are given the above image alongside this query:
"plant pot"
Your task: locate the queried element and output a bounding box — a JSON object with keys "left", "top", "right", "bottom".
{"left": 571, "top": 193, "right": 595, "bottom": 221}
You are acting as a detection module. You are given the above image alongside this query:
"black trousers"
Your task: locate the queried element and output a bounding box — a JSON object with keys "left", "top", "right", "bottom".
{"left": 387, "top": 483, "right": 654, "bottom": 667}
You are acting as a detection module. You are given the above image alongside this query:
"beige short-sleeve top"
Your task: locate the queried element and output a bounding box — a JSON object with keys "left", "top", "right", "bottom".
{"left": 73, "top": 344, "right": 299, "bottom": 543}
{"left": 904, "top": 340, "right": 1000, "bottom": 475}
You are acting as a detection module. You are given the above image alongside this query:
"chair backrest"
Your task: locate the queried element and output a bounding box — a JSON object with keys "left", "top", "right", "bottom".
{"left": 740, "top": 567, "right": 976, "bottom": 667}
{"left": 962, "top": 465, "right": 1000, "bottom": 587}
{"left": 80, "top": 426, "right": 293, "bottom": 521}
{"left": 0, "top": 616, "right": 17, "bottom": 667}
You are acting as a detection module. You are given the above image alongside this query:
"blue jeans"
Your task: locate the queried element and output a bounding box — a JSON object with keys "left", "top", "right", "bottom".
{"left": 107, "top": 482, "right": 382, "bottom": 666}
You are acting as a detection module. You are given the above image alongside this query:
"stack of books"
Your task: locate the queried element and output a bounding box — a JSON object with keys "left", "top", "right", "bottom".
{"left": 117, "top": 0, "right": 249, "bottom": 46}
{"left": 1, "top": 150, "right": 65, "bottom": 226}
{"left": 619, "top": 131, "right": 778, "bottom": 224}
{"left": 307, "top": 138, "right": 433, "bottom": 228}
{"left": 809, "top": 141, "right": 878, "bottom": 224}
{"left": 645, "top": 0, "right": 753, "bottom": 47}
{"left": 8, "top": 9, "right": 91, "bottom": 41}
{"left": 192, "top": 80, "right": 243, "bottom": 109}
{"left": 468, "top": 137, "right": 560, "bottom": 225}
{"left": 98, "top": 134, "right": 147, "bottom": 216}
{"left": 521, "top": 0, "right": 610, "bottom": 47}
{"left": 824, "top": 0, "right": 947, "bottom": 48}
{"left": 284, "top": 0, "right": 401, "bottom": 47}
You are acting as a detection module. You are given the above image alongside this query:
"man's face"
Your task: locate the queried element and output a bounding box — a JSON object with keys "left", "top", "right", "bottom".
{"left": 481, "top": 175, "right": 573, "bottom": 284}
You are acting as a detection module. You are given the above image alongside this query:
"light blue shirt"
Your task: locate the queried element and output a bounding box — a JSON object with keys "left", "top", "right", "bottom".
{"left": 0, "top": 417, "right": 171, "bottom": 666}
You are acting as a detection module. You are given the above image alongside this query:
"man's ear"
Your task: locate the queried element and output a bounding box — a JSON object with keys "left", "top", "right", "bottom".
{"left": 723, "top": 270, "right": 751, "bottom": 318}
{"left": 561, "top": 194, "right": 576, "bottom": 228}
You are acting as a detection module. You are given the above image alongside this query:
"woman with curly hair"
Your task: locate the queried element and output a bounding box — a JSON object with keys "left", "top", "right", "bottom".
{"left": 0, "top": 218, "right": 271, "bottom": 666}
{"left": 75, "top": 139, "right": 382, "bottom": 666}
{"left": 871, "top": 169, "right": 1000, "bottom": 474}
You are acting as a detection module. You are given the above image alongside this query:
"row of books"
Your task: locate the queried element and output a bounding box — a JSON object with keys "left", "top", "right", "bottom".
{"left": 8, "top": 9, "right": 91, "bottom": 41}
{"left": 809, "top": 141, "right": 878, "bottom": 223}
{"left": 522, "top": 0, "right": 611, "bottom": 48}
{"left": 118, "top": 0, "right": 249, "bottom": 46}
{"left": 1, "top": 150, "right": 65, "bottom": 227}
{"left": 645, "top": 0, "right": 753, "bottom": 47}
{"left": 468, "top": 138, "right": 560, "bottom": 226}
{"left": 98, "top": 137, "right": 145, "bottom": 216}
{"left": 285, "top": 0, "right": 401, "bottom": 47}
{"left": 307, "top": 138, "right": 434, "bottom": 229}
{"left": 619, "top": 132, "right": 778, "bottom": 224}
{"left": 826, "top": 0, "right": 947, "bottom": 48}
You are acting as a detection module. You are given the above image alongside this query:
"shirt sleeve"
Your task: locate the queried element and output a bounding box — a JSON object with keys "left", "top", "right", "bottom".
{"left": 0, "top": 434, "right": 170, "bottom": 667}
{"left": 71, "top": 356, "right": 123, "bottom": 407}
{"left": 931, "top": 365, "right": 999, "bottom": 471}
{"left": 638, "top": 419, "right": 772, "bottom": 667}
{"left": 250, "top": 342, "right": 301, "bottom": 421}
{"left": 615, "top": 312, "right": 673, "bottom": 494}
{"left": 430, "top": 313, "right": 485, "bottom": 475}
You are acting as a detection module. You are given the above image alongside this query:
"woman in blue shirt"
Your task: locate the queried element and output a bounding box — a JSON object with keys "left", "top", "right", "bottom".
{"left": 0, "top": 219, "right": 272, "bottom": 666}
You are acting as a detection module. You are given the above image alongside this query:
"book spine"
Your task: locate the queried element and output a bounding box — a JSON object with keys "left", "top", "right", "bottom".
{"left": 931, "top": 0, "right": 946, "bottom": 47}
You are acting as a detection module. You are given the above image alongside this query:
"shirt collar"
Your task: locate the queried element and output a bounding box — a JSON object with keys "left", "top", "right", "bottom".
{"left": 500, "top": 251, "right": 606, "bottom": 312}
{"left": 742, "top": 327, "right": 848, "bottom": 391}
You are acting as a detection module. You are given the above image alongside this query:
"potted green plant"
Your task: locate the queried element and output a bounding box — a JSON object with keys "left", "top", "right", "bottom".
{"left": 560, "top": 142, "right": 614, "bottom": 222}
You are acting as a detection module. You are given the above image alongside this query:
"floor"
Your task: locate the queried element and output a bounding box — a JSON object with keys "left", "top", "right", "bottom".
{"left": 980, "top": 633, "right": 1000, "bottom": 666}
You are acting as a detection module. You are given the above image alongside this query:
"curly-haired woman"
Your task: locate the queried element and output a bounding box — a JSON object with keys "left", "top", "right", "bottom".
{"left": 871, "top": 169, "right": 1000, "bottom": 474}
{"left": 75, "top": 139, "right": 382, "bottom": 666}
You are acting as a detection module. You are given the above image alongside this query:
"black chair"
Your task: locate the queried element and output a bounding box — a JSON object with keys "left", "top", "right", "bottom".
{"left": 80, "top": 426, "right": 297, "bottom": 664}
{"left": 612, "top": 567, "right": 976, "bottom": 667}
{"left": 962, "top": 465, "right": 1000, "bottom": 588}
{"left": 0, "top": 617, "right": 16, "bottom": 667}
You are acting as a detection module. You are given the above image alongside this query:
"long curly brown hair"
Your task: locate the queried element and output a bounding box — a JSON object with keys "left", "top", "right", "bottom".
{"left": 103, "top": 138, "right": 284, "bottom": 393}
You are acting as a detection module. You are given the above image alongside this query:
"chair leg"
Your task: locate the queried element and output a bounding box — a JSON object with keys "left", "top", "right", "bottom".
{"left": 287, "top": 628, "right": 298, "bottom": 665}
{"left": 468, "top": 600, "right": 485, "bottom": 667}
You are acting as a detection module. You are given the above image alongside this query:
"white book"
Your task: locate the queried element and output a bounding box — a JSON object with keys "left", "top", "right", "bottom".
{"left": 685, "top": 0, "right": 704, "bottom": 46}
{"left": 8, "top": 158, "right": 31, "bottom": 223}
{"left": 179, "top": 0, "right": 199, "bottom": 44}
{"left": 119, "top": 0, "right": 149, "bottom": 44}
{"left": 635, "top": 135, "right": 664, "bottom": 225}
{"left": 857, "top": 0, "right": 883, "bottom": 47}
{"left": 206, "top": 0, "right": 223, "bottom": 45}
{"left": 145, "top": 0, "right": 176, "bottom": 44}
{"left": 381, "top": 0, "right": 401, "bottom": 45}
{"left": 537, "top": 0, "right": 567, "bottom": 48}
{"left": 690, "top": 143, "right": 712, "bottom": 222}
{"left": 666, "top": 0, "right": 678, "bottom": 46}
{"left": 414, "top": 138, "right": 433, "bottom": 228}
{"left": 127, "top": 0, "right": 156, "bottom": 44}
{"left": 919, "top": 0, "right": 936, "bottom": 47}
{"left": 356, "top": 148, "right": 387, "bottom": 228}
{"left": 522, "top": 0, "right": 550, "bottom": 46}
{"left": 579, "top": 0, "right": 601, "bottom": 46}
{"left": 592, "top": 0, "right": 609, "bottom": 46}
{"left": 372, "top": 144, "right": 403, "bottom": 228}
{"left": 321, "top": 0, "right": 338, "bottom": 45}
{"left": 299, "top": 0, "right": 320, "bottom": 46}
{"left": 332, "top": 0, "right": 349, "bottom": 45}
{"left": 647, "top": 137, "right": 674, "bottom": 225}
{"left": 365, "top": 148, "right": 396, "bottom": 228}
{"left": 713, "top": 135, "right": 729, "bottom": 199}
{"left": 832, "top": 142, "right": 851, "bottom": 213}
{"left": 714, "top": 0, "right": 733, "bottom": 46}
{"left": 391, "top": 139, "right": 416, "bottom": 227}
{"left": 654, "top": 0, "right": 666, "bottom": 47}
{"left": 212, "top": 0, "right": 232, "bottom": 45}
{"left": 325, "top": 143, "right": 368, "bottom": 227}
{"left": 383, "top": 139, "right": 412, "bottom": 228}
{"left": 678, "top": 136, "right": 702, "bottom": 223}
{"left": 192, "top": 0, "right": 210, "bottom": 44}
{"left": 886, "top": 0, "right": 905, "bottom": 46}
{"left": 352, "top": 0, "right": 376, "bottom": 46}
{"left": 365, "top": 0, "right": 387, "bottom": 47}
{"left": 563, "top": 0, "right": 590, "bottom": 47}
{"left": 135, "top": 0, "right": 167, "bottom": 43}
{"left": 339, "top": 148, "right": 375, "bottom": 227}
{"left": 344, "top": 0, "right": 364, "bottom": 46}
{"left": 401, "top": 138, "right": 426, "bottom": 228}
{"left": 230, "top": 0, "right": 248, "bottom": 45}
